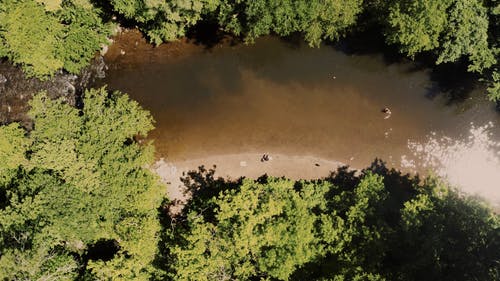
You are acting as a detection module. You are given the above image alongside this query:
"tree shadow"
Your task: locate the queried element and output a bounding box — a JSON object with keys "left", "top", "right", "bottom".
{"left": 177, "top": 165, "right": 243, "bottom": 223}
{"left": 331, "top": 21, "right": 480, "bottom": 105}
{"left": 425, "top": 61, "right": 480, "bottom": 104}
{"left": 330, "top": 22, "right": 410, "bottom": 67}
{"left": 186, "top": 18, "right": 241, "bottom": 49}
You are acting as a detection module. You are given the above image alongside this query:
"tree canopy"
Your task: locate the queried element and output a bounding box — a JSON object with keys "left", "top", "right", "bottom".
{"left": 216, "top": 0, "right": 362, "bottom": 47}
{"left": 383, "top": 0, "right": 496, "bottom": 73}
{"left": 0, "top": 87, "right": 163, "bottom": 280}
{"left": 0, "top": 0, "right": 109, "bottom": 78}
{"left": 160, "top": 164, "right": 499, "bottom": 281}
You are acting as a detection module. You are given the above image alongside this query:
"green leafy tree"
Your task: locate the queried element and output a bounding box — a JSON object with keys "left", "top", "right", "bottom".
{"left": 487, "top": 70, "right": 500, "bottom": 101}
{"left": 385, "top": 0, "right": 450, "bottom": 57}
{"left": 0, "top": 0, "right": 64, "bottom": 77}
{"left": 486, "top": 1, "right": 500, "bottom": 101}
{"left": 165, "top": 171, "right": 393, "bottom": 280}
{"left": 0, "top": 87, "right": 164, "bottom": 279}
{"left": 109, "top": 0, "right": 220, "bottom": 44}
{"left": 385, "top": 0, "right": 496, "bottom": 73}
{"left": 437, "top": 0, "right": 495, "bottom": 72}
{"left": 170, "top": 177, "right": 333, "bottom": 280}
{"left": 55, "top": 2, "right": 111, "bottom": 74}
{"left": 217, "top": 0, "right": 363, "bottom": 47}
{"left": 163, "top": 163, "right": 499, "bottom": 281}
{"left": 0, "top": 0, "right": 109, "bottom": 78}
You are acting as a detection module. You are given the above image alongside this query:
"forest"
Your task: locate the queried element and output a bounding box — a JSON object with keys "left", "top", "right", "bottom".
{"left": 0, "top": 0, "right": 499, "bottom": 280}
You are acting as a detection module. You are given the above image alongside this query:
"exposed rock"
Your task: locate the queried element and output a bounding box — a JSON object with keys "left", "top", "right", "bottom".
{"left": 0, "top": 56, "right": 107, "bottom": 126}
{"left": 63, "top": 81, "right": 76, "bottom": 96}
{"left": 93, "top": 56, "right": 107, "bottom": 79}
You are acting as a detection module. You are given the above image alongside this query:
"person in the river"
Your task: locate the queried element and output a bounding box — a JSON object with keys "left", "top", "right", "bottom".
{"left": 382, "top": 107, "right": 392, "bottom": 119}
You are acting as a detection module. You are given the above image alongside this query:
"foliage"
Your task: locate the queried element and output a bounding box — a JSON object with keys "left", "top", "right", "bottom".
{"left": 170, "top": 177, "right": 333, "bottom": 280}
{"left": 0, "top": 0, "right": 109, "bottom": 78}
{"left": 109, "top": 0, "right": 220, "bottom": 44}
{"left": 217, "top": 0, "right": 363, "bottom": 47}
{"left": 0, "top": 87, "right": 163, "bottom": 279}
{"left": 384, "top": 0, "right": 497, "bottom": 73}
{"left": 386, "top": 0, "right": 451, "bottom": 57}
{"left": 162, "top": 163, "right": 499, "bottom": 281}
{"left": 0, "top": 124, "right": 29, "bottom": 173}
{"left": 437, "top": 0, "right": 495, "bottom": 72}
{"left": 0, "top": 0, "right": 64, "bottom": 78}
{"left": 55, "top": 2, "right": 111, "bottom": 74}
{"left": 487, "top": 70, "right": 500, "bottom": 101}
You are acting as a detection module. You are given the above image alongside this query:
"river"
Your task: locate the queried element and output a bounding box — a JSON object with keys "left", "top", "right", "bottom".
{"left": 99, "top": 30, "right": 500, "bottom": 206}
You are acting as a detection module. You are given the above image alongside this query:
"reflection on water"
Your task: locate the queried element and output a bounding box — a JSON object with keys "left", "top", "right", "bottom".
{"left": 406, "top": 123, "right": 500, "bottom": 206}
{"left": 101, "top": 31, "right": 500, "bottom": 202}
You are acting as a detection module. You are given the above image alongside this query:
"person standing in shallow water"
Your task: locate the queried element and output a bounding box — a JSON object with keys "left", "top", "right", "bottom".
{"left": 382, "top": 107, "right": 392, "bottom": 119}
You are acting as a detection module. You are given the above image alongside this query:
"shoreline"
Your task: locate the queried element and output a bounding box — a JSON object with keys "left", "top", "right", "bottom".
{"left": 153, "top": 152, "right": 500, "bottom": 212}
{"left": 153, "top": 152, "right": 347, "bottom": 205}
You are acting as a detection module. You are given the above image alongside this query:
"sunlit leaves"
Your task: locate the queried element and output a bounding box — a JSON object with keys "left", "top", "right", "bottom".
{"left": 437, "top": 0, "right": 495, "bottom": 72}
{"left": 386, "top": 0, "right": 451, "bottom": 57}
{"left": 487, "top": 71, "right": 500, "bottom": 101}
{"left": 0, "top": 124, "right": 29, "bottom": 172}
{"left": 0, "top": 0, "right": 108, "bottom": 78}
{"left": 385, "top": 0, "right": 497, "bottom": 74}
{"left": 0, "top": 87, "right": 163, "bottom": 279}
{"left": 218, "top": 0, "right": 362, "bottom": 47}
{"left": 0, "top": 0, "right": 64, "bottom": 78}
{"left": 110, "top": 0, "right": 220, "bottom": 44}
{"left": 172, "top": 178, "right": 333, "bottom": 280}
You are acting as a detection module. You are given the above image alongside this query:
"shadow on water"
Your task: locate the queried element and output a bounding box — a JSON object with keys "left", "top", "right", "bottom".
{"left": 103, "top": 12, "right": 483, "bottom": 106}
{"left": 277, "top": 32, "right": 308, "bottom": 49}
{"left": 331, "top": 24, "right": 409, "bottom": 66}
{"left": 426, "top": 61, "right": 480, "bottom": 104}
{"left": 186, "top": 18, "right": 239, "bottom": 49}
{"left": 332, "top": 24, "right": 479, "bottom": 105}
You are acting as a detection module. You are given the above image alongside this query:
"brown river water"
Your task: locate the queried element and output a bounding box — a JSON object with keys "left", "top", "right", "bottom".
{"left": 99, "top": 31, "right": 500, "bottom": 204}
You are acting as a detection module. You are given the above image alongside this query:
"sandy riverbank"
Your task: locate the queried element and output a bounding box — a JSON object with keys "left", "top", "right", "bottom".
{"left": 153, "top": 151, "right": 500, "bottom": 213}
{"left": 152, "top": 152, "right": 346, "bottom": 204}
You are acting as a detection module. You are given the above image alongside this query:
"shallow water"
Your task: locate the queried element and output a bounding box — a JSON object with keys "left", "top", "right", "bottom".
{"left": 100, "top": 31, "right": 500, "bottom": 203}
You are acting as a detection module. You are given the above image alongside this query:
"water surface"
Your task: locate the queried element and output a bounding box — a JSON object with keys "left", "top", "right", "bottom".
{"left": 101, "top": 31, "right": 500, "bottom": 174}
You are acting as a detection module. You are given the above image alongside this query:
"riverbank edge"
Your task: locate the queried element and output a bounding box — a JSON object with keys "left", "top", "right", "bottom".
{"left": 152, "top": 152, "right": 349, "bottom": 213}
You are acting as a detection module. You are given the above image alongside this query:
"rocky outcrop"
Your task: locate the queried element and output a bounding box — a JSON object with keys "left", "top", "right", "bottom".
{"left": 0, "top": 56, "right": 107, "bottom": 127}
